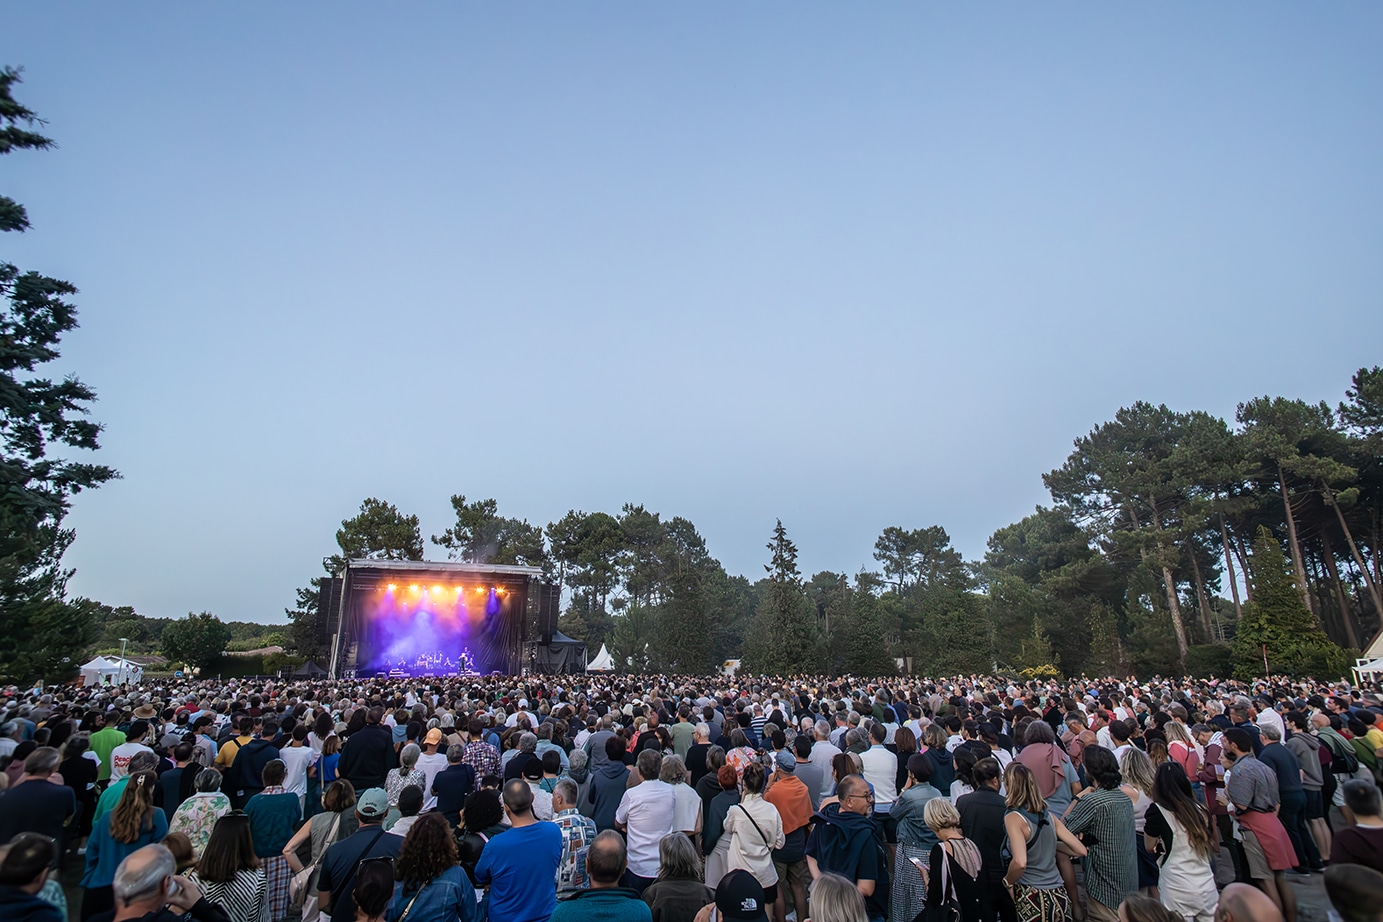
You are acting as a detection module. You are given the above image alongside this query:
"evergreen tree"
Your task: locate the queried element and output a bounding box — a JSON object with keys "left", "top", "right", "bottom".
{"left": 0, "top": 68, "right": 117, "bottom": 684}
{"left": 1232, "top": 527, "right": 1349, "bottom": 679}
{"left": 742, "top": 520, "right": 819, "bottom": 675}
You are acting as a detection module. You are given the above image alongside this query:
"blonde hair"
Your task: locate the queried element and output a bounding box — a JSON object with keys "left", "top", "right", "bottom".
{"left": 1164, "top": 721, "right": 1193, "bottom": 749}
{"left": 110, "top": 771, "right": 158, "bottom": 844}
{"left": 924, "top": 796, "right": 961, "bottom": 832}
{"left": 809, "top": 872, "right": 868, "bottom": 922}
{"left": 1120, "top": 746, "right": 1155, "bottom": 796}
{"left": 1004, "top": 762, "right": 1047, "bottom": 814}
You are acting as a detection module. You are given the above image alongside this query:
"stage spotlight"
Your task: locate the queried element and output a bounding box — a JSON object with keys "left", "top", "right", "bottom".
{"left": 409, "top": 585, "right": 419, "bottom": 594}
{"left": 387, "top": 584, "right": 397, "bottom": 592}
{"left": 432, "top": 585, "right": 443, "bottom": 595}
{"left": 454, "top": 586, "right": 464, "bottom": 594}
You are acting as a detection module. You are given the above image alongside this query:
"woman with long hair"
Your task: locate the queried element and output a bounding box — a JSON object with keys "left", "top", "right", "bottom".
{"left": 922, "top": 797, "right": 985, "bottom": 922}
{"left": 1144, "top": 762, "right": 1217, "bottom": 922}
{"left": 1120, "top": 747, "right": 1160, "bottom": 892}
{"left": 642, "top": 831, "right": 714, "bottom": 922}
{"left": 808, "top": 871, "right": 869, "bottom": 922}
{"left": 1015, "top": 720, "right": 1083, "bottom": 915}
{"left": 890, "top": 727, "right": 919, "bottom": 794}
{"left": 725, "top": 762, "right": 785, "bottom": 905}
{"left": 283, "top": 779, "right": 358, "bottom": 922}
{"left": 387, "top": 812, "right": 476, "bottom": 921}
{"left": 317, "top": 734, "right": 343, "bottom": 789}
{"left": 1002, "top": 762, "right": 1087, "bottom": 922}
{"left": 189, "top": 812, "right": 269, "bottom": 922}
{"left": 80, "top": 770, "right": 168, "bottom": 919}
{"left": 168, "top": 768, "right": 232, "bottom": 859}
{"left": 1163, "top": 722, "right": 1202, "bottom": 803}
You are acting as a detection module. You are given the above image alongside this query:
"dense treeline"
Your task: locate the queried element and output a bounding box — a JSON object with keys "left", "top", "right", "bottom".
{"left": 289, "top": 366, "right": 1382, "bottom": 681}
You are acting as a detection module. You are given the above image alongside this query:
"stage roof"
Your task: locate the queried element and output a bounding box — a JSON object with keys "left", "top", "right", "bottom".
{"left": 346, "top": 559, "right": 544, "bottom": 578}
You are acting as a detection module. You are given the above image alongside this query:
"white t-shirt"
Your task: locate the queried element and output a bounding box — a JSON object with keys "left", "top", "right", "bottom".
{"left": 858, "top": 745, "right": 899, "bottom": 806}
{"left": 279, "top": 744, "right": 315, "bottom": 797}
{"left": 415, "top": 751, "right": 450, "bottom": 810}
{"left": 109, "top": 742, "right": 153, "bottom": 781}
{"left": 671, "top": 782, "right": 702, "bottom": 834}
{"left": 615, "top": 779, "right": 675, "bottom": 878}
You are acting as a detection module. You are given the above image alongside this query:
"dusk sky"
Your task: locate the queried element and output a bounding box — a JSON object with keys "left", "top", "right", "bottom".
{"left": 3, "top": 6, "right": 1380, "bottom": 624}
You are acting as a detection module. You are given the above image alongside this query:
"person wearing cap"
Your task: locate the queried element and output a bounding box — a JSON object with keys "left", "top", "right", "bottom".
{"left": 550, "top": 829, "right": 651, "bottom": 922}
{"left": 692, "top": 869, "right": 771, "bottom": 922}
{"left": 764, "top": 750, "right": 812, "bottom": 922}
{"left": 316, "top": 787, "right": 403, "bottom": 922}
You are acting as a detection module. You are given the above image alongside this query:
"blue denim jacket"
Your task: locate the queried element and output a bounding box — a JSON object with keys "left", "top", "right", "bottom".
{"left": 387, "top": 865, "right": 479, "bottom": 922}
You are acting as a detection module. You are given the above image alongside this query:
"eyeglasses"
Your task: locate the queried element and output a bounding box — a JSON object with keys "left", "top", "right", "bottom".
{"left": 846, "top": 792, "right": 875, "bottom": 803}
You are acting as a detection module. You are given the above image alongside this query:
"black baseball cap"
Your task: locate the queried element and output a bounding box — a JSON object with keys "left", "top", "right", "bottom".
{"left": 716, "top": 870, "right": 769, "bottom": 921}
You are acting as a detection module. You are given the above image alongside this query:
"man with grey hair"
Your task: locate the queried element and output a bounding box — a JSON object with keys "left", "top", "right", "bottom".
{"left": 810, "top": 719, "right": 842, "bottom": 797}
{"left": 503, "top": 731, "right": 540, "bottom": 781}
{"left": 107, "top": 844, "right": 231, "bottom": 921}
{"left": 0, "top": 747, "right": 74, "bottom": 847}
{"left": 0, "top": 721, "right": 20, "bottom": 759}
{"left": 615, "top": 749, "right": 674, "bottom": 893}
{"left": 552, "top": 778, "right": 597, "bottom": 892}
{"left": 431, "top": 743, "right": 475, "bottom": 827}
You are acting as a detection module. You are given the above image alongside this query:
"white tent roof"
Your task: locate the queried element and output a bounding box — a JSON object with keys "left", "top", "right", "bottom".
{"left": 81, "top": 656, "right": 117, "bottom": 671}
{"left": 1357, "top": 657, "right": 1383, "bottom": 675}
{"left": 81, "top": 656, "right": 143, "bottom": 686}
{"left": 587, "top": 644, "right": 614, "bottom": 671}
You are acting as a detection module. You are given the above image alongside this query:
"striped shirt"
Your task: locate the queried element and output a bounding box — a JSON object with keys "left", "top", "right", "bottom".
{"left": 1062, "top": 787, "right": 1137, "bottom": 911}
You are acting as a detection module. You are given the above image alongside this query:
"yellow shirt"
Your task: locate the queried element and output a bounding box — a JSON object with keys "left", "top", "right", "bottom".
{"left": 1365, "top": 726, "right": 1383, "bottom": 754}
{"left": 215, "top": 735, "right": 253, "bottom": 768}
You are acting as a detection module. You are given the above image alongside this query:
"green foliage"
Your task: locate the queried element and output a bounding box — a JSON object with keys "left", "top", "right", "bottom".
{"left": 161, "top": 612, "right": 232, "bottom": 672}
{"left": 1186, "top": 643, "right": 1233, "bottom": 678}
{"left": 1232, "top": 528, "right": 1349, "bottom": 679}
{"left": 0, "top": 68, "right": 117, "bottom": 685}
{"left": 742, "top": 521, "right": 821, "bottom": 675}
{"left": 432, "top": 495, "right": 548, "bottom": 570}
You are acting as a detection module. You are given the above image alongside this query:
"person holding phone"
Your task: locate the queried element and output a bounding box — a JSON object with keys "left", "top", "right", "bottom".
{"left": 101, "top": 843, "right": 233, "bottom": 922}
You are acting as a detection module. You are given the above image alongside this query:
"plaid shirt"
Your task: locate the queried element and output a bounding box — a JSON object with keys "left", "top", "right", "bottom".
{"left": 1063, "top": 787, "right": 1137, "bottom": 911}
{"left": 554, "top": 808, "right": 597, "bottom": 892}
{"left": 461, "top": 739, "right": 500, "bottom": 778}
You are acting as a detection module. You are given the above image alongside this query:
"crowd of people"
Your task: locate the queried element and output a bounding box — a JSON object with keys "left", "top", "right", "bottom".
{"left": 0, "top": 670, "right": 1382, "bottom": 922}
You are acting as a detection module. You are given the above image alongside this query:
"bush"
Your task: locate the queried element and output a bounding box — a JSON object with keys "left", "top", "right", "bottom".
{"left": 1186, "top": 643, "right": 1233, "bottom": 678}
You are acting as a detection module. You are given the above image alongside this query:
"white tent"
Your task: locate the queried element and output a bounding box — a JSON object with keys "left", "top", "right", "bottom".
{"left": 80, "top": 656, "right": 143, "bottom": 686}
{"left": 587, "top": 644, "right": 614, "bottom": 672}
{"left": 1355, "top": 657, "right": 1383, "bottom": 684}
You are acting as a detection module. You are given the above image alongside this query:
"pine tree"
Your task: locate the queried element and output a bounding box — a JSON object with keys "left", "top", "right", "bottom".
{"left": 1232, "top": 527, "right": 1349, "bottom": 679}
{"left": 742, "top": 521, "right": 820, "bottom": 675}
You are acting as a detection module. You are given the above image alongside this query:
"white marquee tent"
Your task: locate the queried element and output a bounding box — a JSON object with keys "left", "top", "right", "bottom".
{"left": 80, "top": 656, "right": 143, "bottom": 686}
{"left": 587, "top": 644, "right": 614, "bottom": 672}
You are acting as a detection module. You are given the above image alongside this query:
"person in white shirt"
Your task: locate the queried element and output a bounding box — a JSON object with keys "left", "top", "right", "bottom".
{"left": 615, "top": 749, "right": 676, "bottom": 890}
{"left": 109, "top": 720, "right": 155, "bottom": 782}
{"left": 858, "top": 721, "right": 899, "bottom": 844}
{"left": 279, "top": 725, "right": 316, "bottom": 806}
{"left": 414, "top": 727, "right": 451, "bottom": 811}
{"left": 1255, "top": 695, "right": 1286, "bottom": 742}
{"left": 809, "top": 720, "right": 842, "bottom": 797}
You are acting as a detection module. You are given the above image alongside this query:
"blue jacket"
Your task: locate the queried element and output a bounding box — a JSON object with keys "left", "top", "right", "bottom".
{"left": 387, "top": 866, "right": 478, "bottom": 922}
{"left": 0, "top": 886, "right": 62, "bottom": 922}
{"left": 82, "top": 809, "right": 169, "bottom": 888}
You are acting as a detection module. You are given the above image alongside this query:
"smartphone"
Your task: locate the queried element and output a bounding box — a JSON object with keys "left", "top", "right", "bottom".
{"left": 909, "top": 857, "right": 929, "bottom": 874}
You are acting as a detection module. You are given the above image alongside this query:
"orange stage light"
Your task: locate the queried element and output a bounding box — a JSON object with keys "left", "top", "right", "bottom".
{"left": 387, "top": 584, "right": 397, "bottom": 592}
{"left": 432, "top": 585, "right": 443, "bottom": 595}
{"left": 409, "top": 585, "right": 419, "bottom": 593}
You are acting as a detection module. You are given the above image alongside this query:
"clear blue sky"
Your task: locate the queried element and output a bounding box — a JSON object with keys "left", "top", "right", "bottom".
{"left": 4, "top": 5, "right": 1380, "bottom": 623}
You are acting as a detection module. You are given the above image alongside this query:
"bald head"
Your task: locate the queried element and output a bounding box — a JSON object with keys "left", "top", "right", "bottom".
{"left": 837, "top": 774, "right": 871, "bottom": 814}
{"left": 113, "top": 844, "right": 176, "bottom": 909}
{"left": 1215, "top": 883, "right": 1283, "bottom": 922}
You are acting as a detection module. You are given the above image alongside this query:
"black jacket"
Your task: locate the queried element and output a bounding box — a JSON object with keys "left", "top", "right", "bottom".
{"left": 338, "top": 725, "right": 396, "bottom": 791}
{"left": 432, "top": 762, "right": 476, "bottom": 825}
{"left": 957, "top": 787, "right": 1008, "bottom": 884}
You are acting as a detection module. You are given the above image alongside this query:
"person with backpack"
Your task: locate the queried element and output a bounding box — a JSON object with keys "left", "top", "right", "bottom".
{"left": 805, "top": 774, "right": 889, "bottom": 922}
{"left": 316, "top": 788, "right": 402, "bottom": 922}
{"left": 227, "top": 720, "right": 281, "bottom": 810}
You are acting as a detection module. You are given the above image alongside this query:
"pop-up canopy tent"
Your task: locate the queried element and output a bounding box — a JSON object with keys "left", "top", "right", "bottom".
{"left": 80, "top": 656, "right": 143, "bottom": 686}
{"left": 532, "top": 631, "right": 587, "bottom": 674}
{"left": 293, "top": 660, "right": 328, "bottom": 678}
{"left": 587, "top": 644, "right": 614, "bottom": 672}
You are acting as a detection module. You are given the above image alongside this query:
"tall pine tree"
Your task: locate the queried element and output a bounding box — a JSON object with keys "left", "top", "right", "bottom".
{"left": 742, "top": 520, "right": 820, "bottom": 675}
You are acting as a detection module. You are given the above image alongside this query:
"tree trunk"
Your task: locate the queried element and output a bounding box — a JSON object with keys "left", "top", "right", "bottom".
{"left": 1324, "top": 483, "right": 1383, "bottom": 625}
{"left": 1278, "top": 465, "right": 1316, "bottom": 615}
{"left": 1187, "top": 545, "right": 1214, "bottom": 640}
{"left": 1220, "top": 513, "right": 1245, "bottom": 622}
{"left": 1234, "top": 530, "right": 1255, "bottom": 602}
{"left": 1147, "top": 502, "right": 1190, "bottom": 666}
{"left": 1320, "top": 530, "right": 1361, "bottom": 648}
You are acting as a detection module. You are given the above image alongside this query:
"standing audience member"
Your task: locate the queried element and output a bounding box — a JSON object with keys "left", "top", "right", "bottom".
{"left": 806, "top": 774, "right": 888, "bottom": 922}
{"left": 317, "top": 788, "right": 402, "bottom": 922}
{"left": 0, "top": 833, "right": 63, "bottom": 922}
{"left": 187, "top": 812, "right": 268, "bottom": 922}
{"left": 388, "top": 812, "right": 478, "bottom": 921}
{"left": 958, "top": 757, "right": 1009, "bottom": 922}
{"left": 473, "top": 780, "right": 562, "bottom": 922}
{"left": 703, "top": 764, "right": 742, "bottom": 889}
{"left": 764, "top": 750, "right": 813, "bottom": 922}
{"left": 890, "top": 754, "right": 942, "bottom": 922}
{"left": 616, "top": 750, "right": 677, "bottom": 893}
{"left": 553, "top": 778, "right": 598, "bottom": 893}
{"left": 807, "top": 872, "right": 869, "bottom": 922}
{"left": 82, "top": 770, "right": 168, "bottom": 920}
{"left": 1062, "top": 747, "right": 1136, "bottom": 922}
{"left": 0, "top": 747, "right": 76, "bottom": 850}
{"left": 338, "top": 709, "right": 396, "bottom": 792}
{"left": 725, "top": 762, "right": 786, "bottom": 915}
{"left": 1143, "top": 762, "right": 1217, "bottom": 922}
{"left": 282, "top": 780, "right": 357, "bottom": 922}
{"left": 550, "top": 830, "right": 652, "bottom": 922}
{"left": 1220, "top": 728, "right": 1298, "bottom": 922}
{"left": 244, "top": 759, "right": 301, "bottom": 920}
{"left": 642, "top": 832, "right": 714, "bottom": 922}
{"left": 430, "top": 744, "right": 476, "bottom": 828}
{"left": 590, "top": 735, "right": 633, "bottom": 832}
{"left": 98, "top": 844, "right": 234, "bottom": 922}
{"left": 922, "top": 797, "right": 985, "bottom": 922}
{"left": 167, "top": 769, "right": 231, "bottom": 860}
{"left": 1002, "top": 762, "right": 1087, "bottom": 922}
{"left": 1330, "top": 780, "right": 1383, "bottom": 873}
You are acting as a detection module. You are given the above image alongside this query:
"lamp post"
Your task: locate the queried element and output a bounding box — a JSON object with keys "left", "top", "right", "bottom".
{"left": 119, "top": 637, "right": 129, "bottom": 684}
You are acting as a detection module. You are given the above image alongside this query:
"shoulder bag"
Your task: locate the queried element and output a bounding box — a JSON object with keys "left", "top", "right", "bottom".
{"left": 290, "top": 812, "right": 342, "bottom": 908}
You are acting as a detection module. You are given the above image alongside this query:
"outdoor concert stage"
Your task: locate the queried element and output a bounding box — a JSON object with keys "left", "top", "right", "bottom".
{"left": 322, "top": 559, "right": 555, "bottom": 678}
